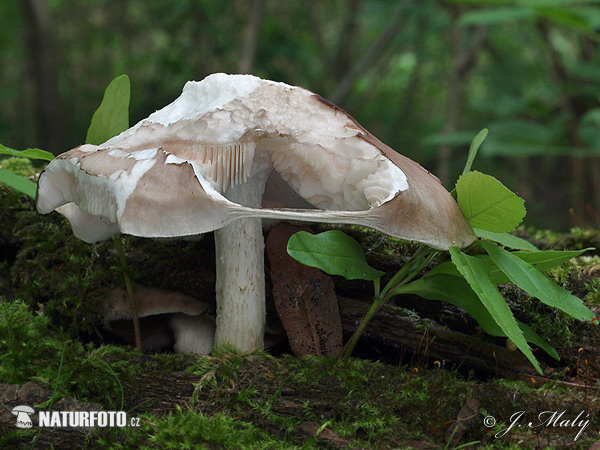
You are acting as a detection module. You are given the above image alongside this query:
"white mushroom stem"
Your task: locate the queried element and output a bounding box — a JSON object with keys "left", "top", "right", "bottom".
{"left": 213, "top": 169, "right": 268, "bottom": 351}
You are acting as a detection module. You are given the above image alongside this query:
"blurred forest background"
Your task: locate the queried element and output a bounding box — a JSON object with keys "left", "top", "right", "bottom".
{"left": 1, "top": 0, "right": 599, "bottom": 231}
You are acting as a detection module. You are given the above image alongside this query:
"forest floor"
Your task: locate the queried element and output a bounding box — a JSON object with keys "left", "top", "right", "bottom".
{"left": 0, "top": 175, "right": 599, "bottom": 449}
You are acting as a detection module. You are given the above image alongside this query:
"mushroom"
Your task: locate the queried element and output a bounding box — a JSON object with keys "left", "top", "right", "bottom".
{"left": 12, "top": 405, "right": 35, "bottom": 428}
{"left": 36, "top": 73, "right": 475, "bottom": 352}
{"left": 101, "top": 285, "right": 212, "bottom": 352}
{"left": 101, "top": 286, "right": 209, "bottom": 322}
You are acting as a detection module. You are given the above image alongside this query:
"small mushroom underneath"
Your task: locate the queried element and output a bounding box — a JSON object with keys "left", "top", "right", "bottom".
{"left": 101, "top": 286, "right": 212, "bottom": 353}
{"left": 170, "top": 314, "right": 215, "bottom": 354}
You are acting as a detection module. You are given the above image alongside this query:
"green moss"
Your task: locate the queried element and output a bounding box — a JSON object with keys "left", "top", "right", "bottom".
{"left": 181, "top": 350, "right": 475, "bottom": 447}
{"left": 94, "top": 407, "right": 300, "bottom": 449}
{"left": 96, "top": 351, "right": 598, "bottom": 448}
{"left": 0, "top": 301, "right": 140, "bottom": 408}
{"left": 0, "top": 157, "right": 37, "bottom": 177}
{"left": 8, "top": 199, "right": 215, "bottom": 339}
{"left": 0, "top": 430, "right": 38, "bottom": 449}
{"left": 525, "top": 226, "right": 600, "bottom": 254}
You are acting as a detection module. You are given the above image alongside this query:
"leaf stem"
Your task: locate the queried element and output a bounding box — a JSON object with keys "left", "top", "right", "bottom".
{"left": 373, "top": 277, "right": 381, "bottom": 299}
{"left": 385, "top": 251, "right": 438, "bottom": 298}
{"left": 112, "top": 235, "right": 143, "bottom": 352}
{"left": 341, "top": 294, "right": 385, "bottom": 359}
{"left": 342, "top": 248, "right": 438, "bottom": 358}
{"left": 380, "top": 245, "right": 425, "bottom": 298}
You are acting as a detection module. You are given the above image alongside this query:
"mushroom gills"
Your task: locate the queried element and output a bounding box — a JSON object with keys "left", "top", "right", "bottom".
{"left": 168, "top": 141, "right": 255, "bottom": 193}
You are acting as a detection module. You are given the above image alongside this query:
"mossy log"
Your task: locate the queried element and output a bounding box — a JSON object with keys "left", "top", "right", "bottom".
{"left": 339, "top": 296, "right": 535, "bottom": 377}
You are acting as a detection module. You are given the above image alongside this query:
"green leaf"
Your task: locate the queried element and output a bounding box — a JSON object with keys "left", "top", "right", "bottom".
{"left": 481, "top": 241, "right": 594, "bottom": 322}
{"left": 397, "top": 275, "right": 559, "bottom": 360}
{"left": 0, "top": 169, "right": 36, "bottom": 198}
{"left": 287, "top": 231, "right": 385, "bottom": 281}
{"left": 517, "top": 248, "right": 595, "bottom": 271}
{"left": 0, "top": 144, "right": 54, "bottom": 161}
{"left": 535, "top": 7, "right": 592, "bottom": 32}
{"left": 86, "top": 74, "right": 131, "bottom": 145}
{"left": 459, "top": 7, "right": 534, "bottom": 26}
{"left": 449, "top": 247, "right": 542, "bottom": 374}
{"left": 462, "top": 128, "right": 488, "bottom": 175}
{"left": 425, "top": 248, "right": 593, "bottom": 284}
{"left": 456, "top": 171, "right": 526, "bottom": 232}
{"left": 475, "top": 228, "right": 538, "bottom": 251}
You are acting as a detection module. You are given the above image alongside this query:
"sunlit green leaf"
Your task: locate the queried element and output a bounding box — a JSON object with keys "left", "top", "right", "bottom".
{"left": 424, "top": 247, "right": 593, "bottom": 284}
{"left": 482, "top": 241, "right": 594, "bottom": 322}
{"left": 449, "top": 247, "right": 542, "bottom": 374}
{"left": 475, "top": 228, "right": 538, "bottom": 251}
{"left": 462, "top": 128, "right": 488, "bottom": 175}
{"left": 0, "top": 169, "right": 36, "bottom": 198}
{"left": 86, "top": 74, "right": 130, "bottom": 145}
{"left": 0, "top": 144, "right": 54, "bottom": 161}
{"left": 456, "top": 171, "right": 526, "bottom": 232}
{"left": 397, "top": 275, "right": 559, "bottom": 360}
{"left": 287, "top": 231, "right": 385, "bottom": 281}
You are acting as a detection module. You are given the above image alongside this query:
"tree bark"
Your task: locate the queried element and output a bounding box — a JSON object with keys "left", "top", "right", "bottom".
{"left": 19, "top": 0, "right": 64, "bottom": 155}
{"left": 331, "top": 0, "right": 362, "bottom": 80}
{"left": 237, "top": 0, "right": 264, "bottom": 74}
{"left": 437, "top": 17, "right": 486, "bottom": 187}
{"left": 330, "top": 4, "right": 408, "bottom": 106}
{"left": 538, "top": 22, "right": 589, "bottom": 227}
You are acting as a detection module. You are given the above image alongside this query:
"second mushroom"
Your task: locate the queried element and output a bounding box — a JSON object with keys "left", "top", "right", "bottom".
{"left": 36, "top": 73, "right": 475, "bottom": 352}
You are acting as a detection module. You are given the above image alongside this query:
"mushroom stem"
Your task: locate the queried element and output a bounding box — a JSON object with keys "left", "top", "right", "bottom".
{"left": 213, "top": 172, "right": 268, "bottom": 351}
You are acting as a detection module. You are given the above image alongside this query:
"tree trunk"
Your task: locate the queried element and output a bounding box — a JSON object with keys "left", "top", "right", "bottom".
{"left": 437, "top": 16, "right": 486, "bottom": 186}
{"left": 330, "top": 4, "right": 408, "bottom": 106}
{"left": 237, "top": 0, "right": 264, "bottom": 74}
{"left": 19, "top": 0, "right": 64, "bottom": 155}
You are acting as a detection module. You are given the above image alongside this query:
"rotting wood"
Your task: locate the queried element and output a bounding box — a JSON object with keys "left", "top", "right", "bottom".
{"left": 338, "top": 296, "right": 540, "bottom": 378}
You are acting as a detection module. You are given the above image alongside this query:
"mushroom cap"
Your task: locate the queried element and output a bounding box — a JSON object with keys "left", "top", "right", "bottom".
{"left": 12, "top": 405, "right": 35, "bottom": 415}
{"left": 101, "top": 286, "right": 209, "bottom": 322}
{"left": 37, "top": 74, "right": 475, "bottom": 250}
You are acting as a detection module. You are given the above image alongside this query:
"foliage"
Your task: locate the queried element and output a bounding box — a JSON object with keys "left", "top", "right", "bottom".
{"left": 0, "top": 144, "right": 54, "bottom": 161}
{"left": 455, "top": 171, "right": 526, "bottom": 233}
{"left": 0, "top": 168, "right": 36, "bottom": 199}
{"left": 473, "top": 228, "right": 537, "bottom": 251}
{"left": 86, "top": 74, "right": 131, "bottom": 145}
{"left": 448, "top": 246, "right": 542, "bottom": 373}
{"left": 287, "top": 230, "right": 385, "bottom": 281}
{"left": 0, "top": 144, "right": 55, "bottom": 198}
{"left": 0, "top": 73, "right": 130, "bottom": 198}
{"left": 96, "top": 407, "right": 295, "bottom": 450}
{"left": 1, "top": 1, "right": 598, "bottom": 230}
{"left": 0, "top": 301, "right": 136, "bottom": 408}
{"left": 288, "top": 130, "right": 596, "bottom": 372}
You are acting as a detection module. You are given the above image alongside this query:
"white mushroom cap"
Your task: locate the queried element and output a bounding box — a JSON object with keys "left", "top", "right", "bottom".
{"left": 36, "top": 73, "right": 474, "bottom": 250}
{"left": 12, "top": 405, "right": 35, "bottom": 414}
